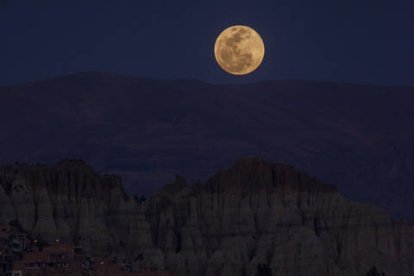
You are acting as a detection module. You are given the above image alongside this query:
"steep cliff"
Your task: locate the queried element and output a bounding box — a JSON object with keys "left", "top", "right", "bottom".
{"left": 0, "top": 158, "right": 413, "bottom": 276}
{"left": 0, "top": 160, "right": 160, "bottom": 259}
{"left": 145, "top": 158, "right": 414, "bottom": 276}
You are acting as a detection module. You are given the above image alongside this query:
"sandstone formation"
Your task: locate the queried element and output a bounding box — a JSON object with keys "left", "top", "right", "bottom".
{"left": 0, "top": 158, "right": 413, "bottom": 276}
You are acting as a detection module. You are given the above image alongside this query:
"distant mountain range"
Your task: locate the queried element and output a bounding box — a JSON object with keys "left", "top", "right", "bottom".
{"left": 0, "top": 72, "right": 413, "bottom": 218}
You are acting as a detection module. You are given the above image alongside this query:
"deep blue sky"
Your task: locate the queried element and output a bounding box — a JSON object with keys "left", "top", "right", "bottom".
{"left": 0, "top": 0, "right": 413, "bottom": 85}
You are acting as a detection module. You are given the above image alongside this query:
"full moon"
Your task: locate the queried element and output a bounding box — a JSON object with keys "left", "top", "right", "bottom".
{"left": 214, "top": 25, "right": 265, "bottom": 75}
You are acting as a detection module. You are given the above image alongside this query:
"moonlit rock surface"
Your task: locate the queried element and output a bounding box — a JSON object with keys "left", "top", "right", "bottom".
{"left": 0, "top": 158, "right": 413, "bottom": 275}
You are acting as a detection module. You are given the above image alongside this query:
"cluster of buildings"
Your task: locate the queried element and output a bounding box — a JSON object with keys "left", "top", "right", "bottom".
{"left": 0, "top": 224, "right": 170, "bottom": 276}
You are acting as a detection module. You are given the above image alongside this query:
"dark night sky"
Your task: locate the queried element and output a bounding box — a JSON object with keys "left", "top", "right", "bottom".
{"left": 0, "top": 0, "right": 413, "bottom": 85}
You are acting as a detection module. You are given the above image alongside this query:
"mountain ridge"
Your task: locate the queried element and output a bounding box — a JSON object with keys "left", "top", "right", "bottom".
{"left": 0, "top": 73, "right": 413, "bottom": 219}
{"left": 3, "top": 72, "right": 414, "bottom": 89}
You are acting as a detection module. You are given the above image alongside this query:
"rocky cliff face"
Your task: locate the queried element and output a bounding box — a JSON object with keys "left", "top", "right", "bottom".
{"left": 0, "top": 160, "right": 161, "bottom": 259}
{"left": 0, "top": 158, "right": 413, "bottom": 276}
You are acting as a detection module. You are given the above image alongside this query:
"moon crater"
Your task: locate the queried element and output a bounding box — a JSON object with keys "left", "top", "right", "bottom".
{"left": 214, "top": 25, "right": 265, "bottom": 75}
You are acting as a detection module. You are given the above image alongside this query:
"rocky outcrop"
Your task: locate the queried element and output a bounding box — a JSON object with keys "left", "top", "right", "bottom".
{"left": 0, "top": 160, "right": 155, "bottom": 257}
{"left": 0, "top": 158, "right": 413, "bottom": 276}
{"left": 145, "top": 158, "right": 414, "bottom": 276}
